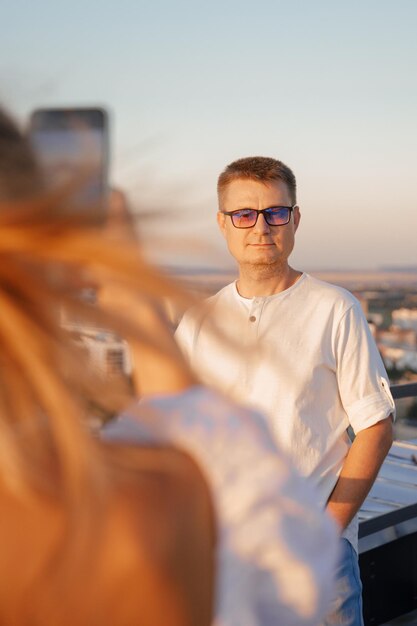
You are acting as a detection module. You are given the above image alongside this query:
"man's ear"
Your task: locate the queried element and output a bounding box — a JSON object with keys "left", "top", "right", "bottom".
{"left": 293, "top": 206, "right": 301, "bottom": 233}
{"left": 217, "top": 211, "right": 227, "bottom": 238}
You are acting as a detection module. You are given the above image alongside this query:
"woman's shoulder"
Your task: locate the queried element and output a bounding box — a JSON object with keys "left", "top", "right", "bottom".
{"left": 100, "top": 441, "right": 216, "bottom": 625}
{"left": 101, "top": 439, "right": 214, "bottom": 521}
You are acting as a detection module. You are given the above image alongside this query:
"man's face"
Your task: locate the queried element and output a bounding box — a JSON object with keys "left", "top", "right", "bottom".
{"left": 217, "top": 178, "right": 300, "bottom": 268}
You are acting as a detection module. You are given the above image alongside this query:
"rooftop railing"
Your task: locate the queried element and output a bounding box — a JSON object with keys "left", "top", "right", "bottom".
{"left": 390, "top": 382, "right": 417, "bottom": 400}
{"left": 360, "top": 382, "right": 417, "bottom": 625}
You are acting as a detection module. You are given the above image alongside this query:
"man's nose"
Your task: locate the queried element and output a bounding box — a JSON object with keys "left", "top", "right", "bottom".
{"left": 253, "top": 212, "right": 271, "bottom": 234}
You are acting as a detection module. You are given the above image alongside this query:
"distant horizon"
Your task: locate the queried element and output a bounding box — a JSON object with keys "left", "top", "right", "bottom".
{"left": 164, "top": 263, "right": 417, "bottom": 274}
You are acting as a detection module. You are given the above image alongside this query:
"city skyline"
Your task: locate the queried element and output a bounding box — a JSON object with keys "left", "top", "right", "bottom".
{"left": 2, "top": 0, "right": 417, "bottom": 270}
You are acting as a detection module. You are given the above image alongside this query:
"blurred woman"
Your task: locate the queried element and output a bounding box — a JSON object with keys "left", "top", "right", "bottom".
{"left": 0, "top": 106, "right": 339, "bottom": 626}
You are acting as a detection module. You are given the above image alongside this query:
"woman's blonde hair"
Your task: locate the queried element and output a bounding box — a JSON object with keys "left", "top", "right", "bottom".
{"left": 0, "top": 108, "right": 214, "bottom": 625}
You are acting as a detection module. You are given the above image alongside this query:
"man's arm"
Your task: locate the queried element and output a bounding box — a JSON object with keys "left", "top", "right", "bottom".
{"left": 326, "top": 416, "right": 393, "bottom": 531}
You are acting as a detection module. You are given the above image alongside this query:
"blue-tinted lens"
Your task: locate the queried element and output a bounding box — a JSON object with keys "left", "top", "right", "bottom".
{"left": 231, "top": 209, "right": 257, "bottom": 228}
{"left": 264, "top": 207, "right": 290, "bottom": 225}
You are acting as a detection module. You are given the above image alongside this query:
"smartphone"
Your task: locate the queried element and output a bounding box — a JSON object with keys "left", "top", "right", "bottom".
{"left": 28, "top": 107, "right": 109, "bottom": 221}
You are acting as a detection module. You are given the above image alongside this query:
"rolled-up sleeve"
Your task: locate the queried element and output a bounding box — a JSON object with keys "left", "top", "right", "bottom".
{"left": 335, "top": 302, "right": 396, "bottom": 434}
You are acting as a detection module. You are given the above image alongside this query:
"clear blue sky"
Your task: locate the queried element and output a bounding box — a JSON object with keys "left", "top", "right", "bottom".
{"left": 2, "top": 0, "right": 417, "bottom": 270}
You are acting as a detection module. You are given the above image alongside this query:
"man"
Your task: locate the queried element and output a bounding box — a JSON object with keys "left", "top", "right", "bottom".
{"left": 175, "top": 156, "right": 394, "bottom": 626}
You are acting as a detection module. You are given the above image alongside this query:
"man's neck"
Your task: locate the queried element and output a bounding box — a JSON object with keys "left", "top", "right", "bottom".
{"left": 236, "top": 263, "right": 302, "bottom": 298}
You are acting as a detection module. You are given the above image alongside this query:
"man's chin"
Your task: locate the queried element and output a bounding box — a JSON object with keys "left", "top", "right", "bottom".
{"left": 245, "top": 252, "right": 281, "bottom": 267}
{"left": 241, "top": 258, "right": 282, "bottom": 273}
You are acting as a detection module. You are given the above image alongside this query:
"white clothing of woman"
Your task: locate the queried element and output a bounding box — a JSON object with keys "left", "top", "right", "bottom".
{"left": 104, "top": 385, "right": 338, "bottom": 626}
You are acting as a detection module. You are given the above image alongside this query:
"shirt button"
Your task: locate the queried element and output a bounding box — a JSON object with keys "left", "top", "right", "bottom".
{"left": 249, "top": 315, "right": 256, "bottom": 322}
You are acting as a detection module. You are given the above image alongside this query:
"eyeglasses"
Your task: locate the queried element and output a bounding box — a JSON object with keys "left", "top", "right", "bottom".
{"left": 221, "top": 205, "right": 296, "bottom": 229}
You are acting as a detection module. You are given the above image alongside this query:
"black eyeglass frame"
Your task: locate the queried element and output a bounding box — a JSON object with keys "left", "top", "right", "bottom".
{"left": 220, "top": 205, "right": 297, "bottom": 229}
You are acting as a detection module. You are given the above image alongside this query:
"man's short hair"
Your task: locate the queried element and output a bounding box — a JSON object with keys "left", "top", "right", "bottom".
{"left": 217, "top": 156, "right": 297, "bottom": 205}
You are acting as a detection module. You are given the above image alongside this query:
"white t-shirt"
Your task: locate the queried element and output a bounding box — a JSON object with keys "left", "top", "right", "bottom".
{"left": 104, "top": 385, "right": 338, "bottom": 626}
{"left": 175, "top": 273, "right": 395, "bottom": 550}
